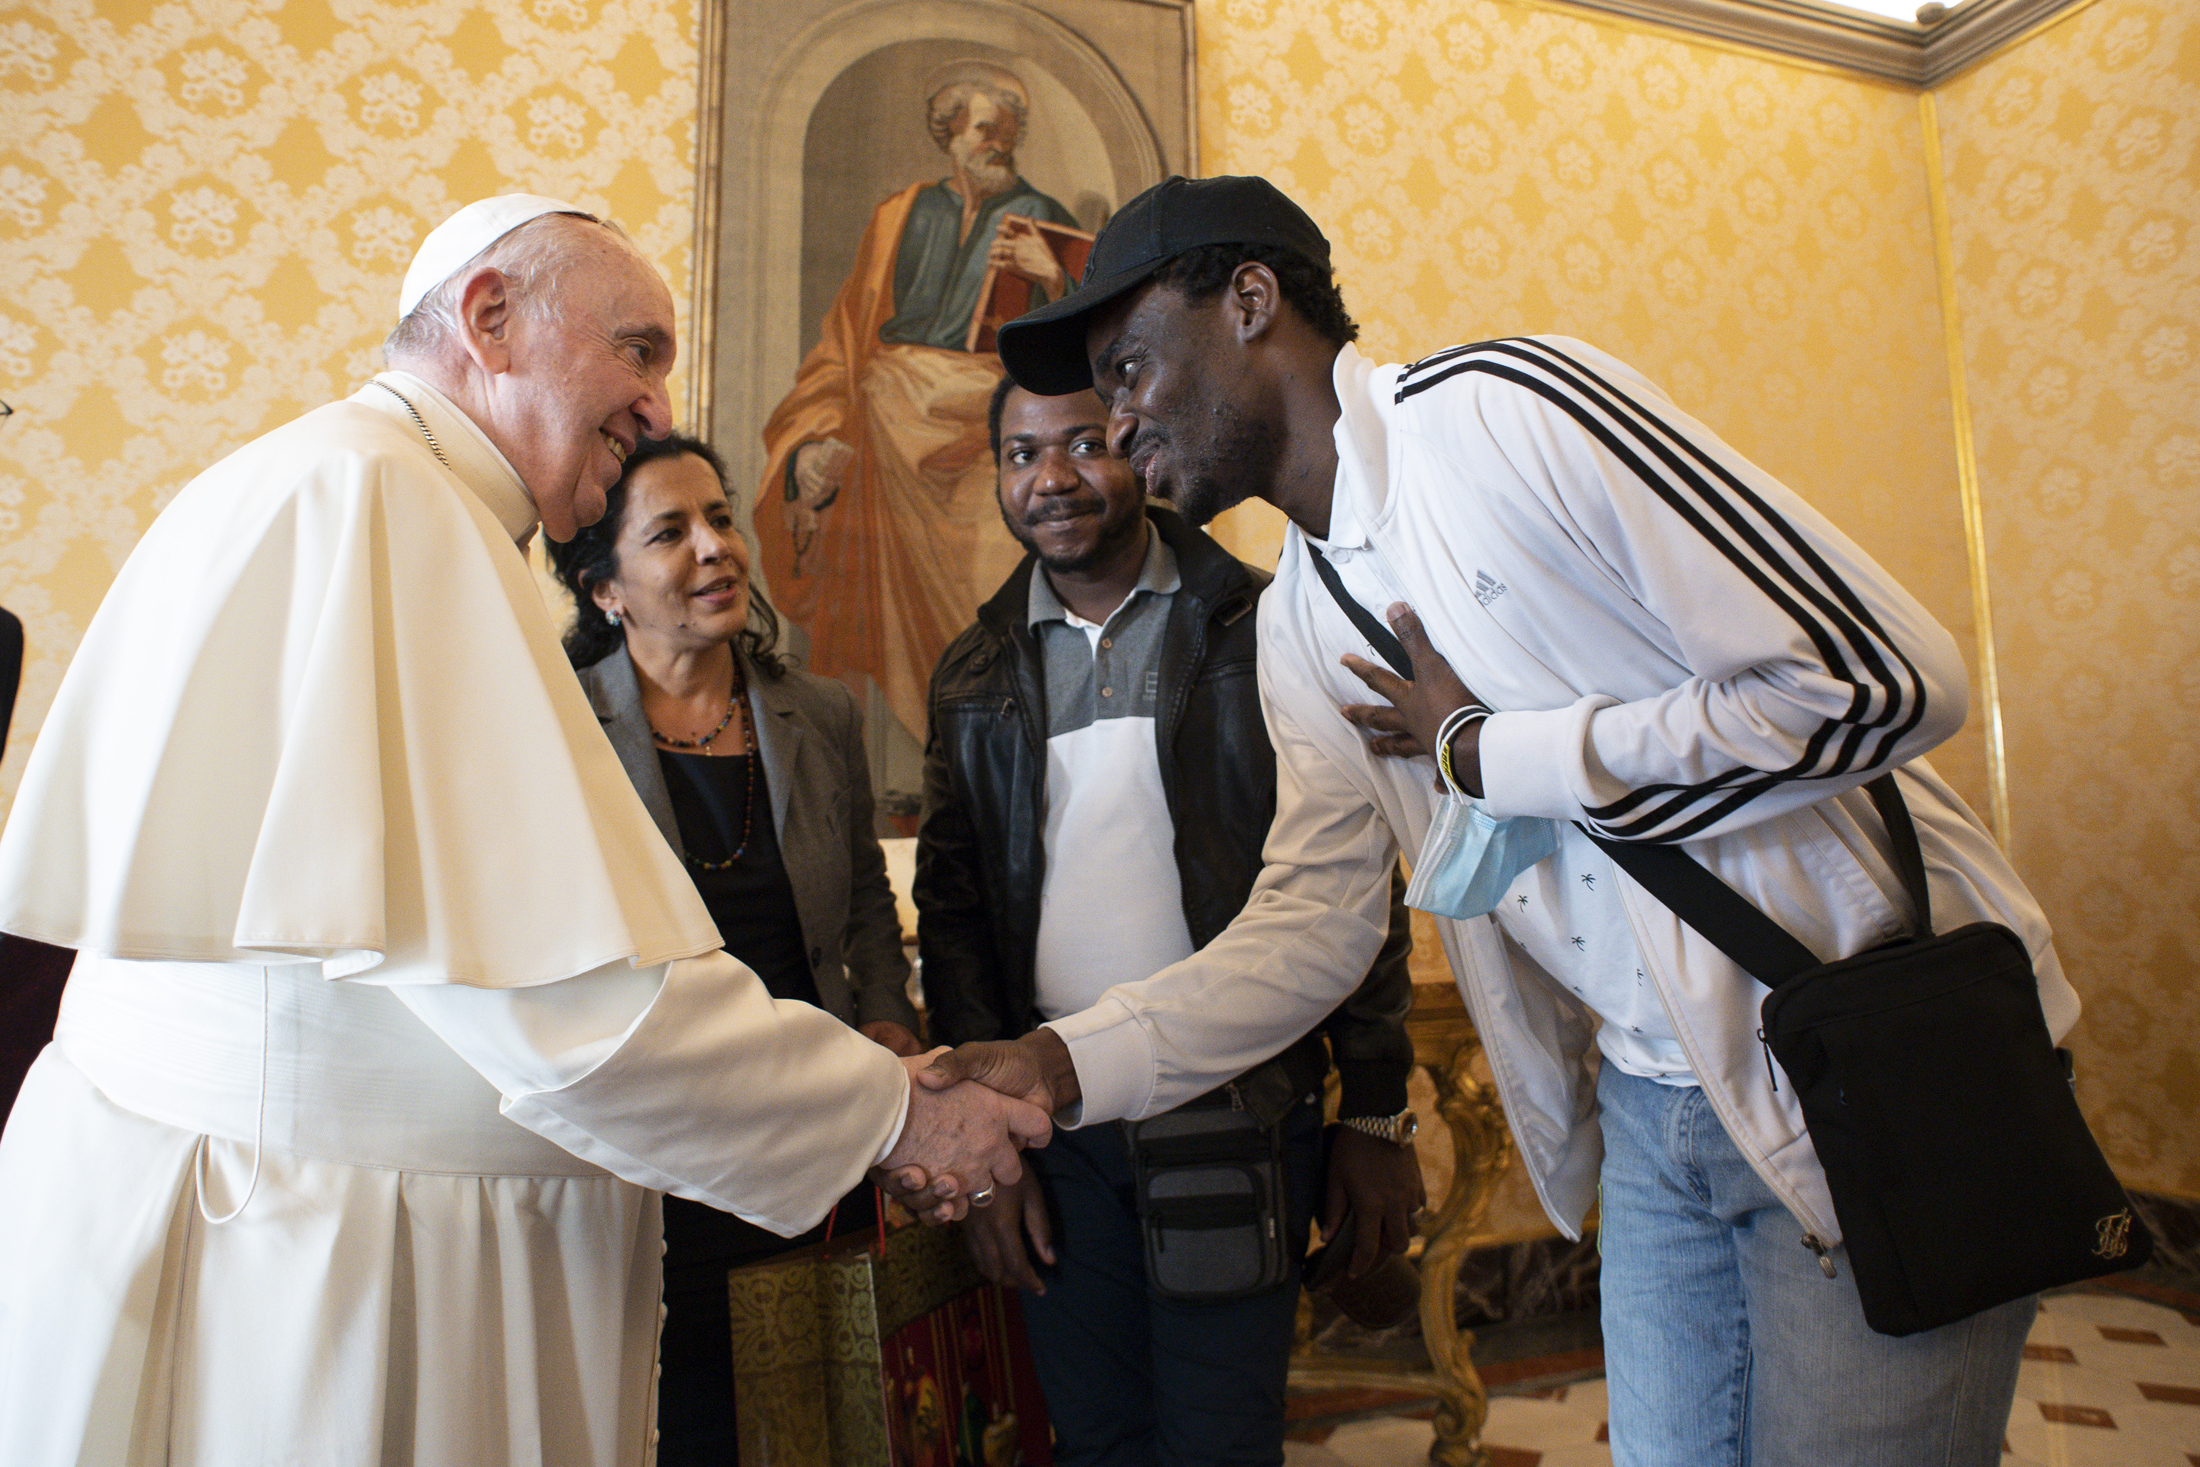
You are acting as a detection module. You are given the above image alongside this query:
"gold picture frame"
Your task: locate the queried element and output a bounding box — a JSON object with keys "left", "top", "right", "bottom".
{"left": 684, "top": 0, "right": 1194, "bottom": 819}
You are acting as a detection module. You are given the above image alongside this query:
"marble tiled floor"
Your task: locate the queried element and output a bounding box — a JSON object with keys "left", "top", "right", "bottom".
{"left": 1284, "top": 1282, "right": 2200, "bottom": 1467}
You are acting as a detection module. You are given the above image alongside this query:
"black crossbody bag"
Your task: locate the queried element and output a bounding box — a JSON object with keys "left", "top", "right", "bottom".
{"left": 1587, "top": 777, "right": 2151, "bottom": 1336}
{"left": 1303, "top": 547, "right": 2151, "bottom": 1334}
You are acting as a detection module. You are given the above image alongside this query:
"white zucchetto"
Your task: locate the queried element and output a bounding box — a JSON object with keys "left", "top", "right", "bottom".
{"left": 398, "top": 194, "right": 590, "bottom": 320}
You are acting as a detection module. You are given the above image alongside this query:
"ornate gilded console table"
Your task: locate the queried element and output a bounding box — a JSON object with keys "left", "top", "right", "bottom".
{"left": 1290, "top": 976, "right": 1514, "bottom": 1467}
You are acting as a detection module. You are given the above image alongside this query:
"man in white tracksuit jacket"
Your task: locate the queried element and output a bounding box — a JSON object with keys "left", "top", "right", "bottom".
{"left": 921, "top": 175, "right": 2076, "bottom": 1466}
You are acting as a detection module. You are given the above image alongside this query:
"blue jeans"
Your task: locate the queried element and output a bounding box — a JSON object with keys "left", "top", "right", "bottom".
{"left": 1018, "top": 1098, "right": 1324, "bottom": 1467}
{"left": 1596, "top": 1065, "right": 2033, "bottom": 1467}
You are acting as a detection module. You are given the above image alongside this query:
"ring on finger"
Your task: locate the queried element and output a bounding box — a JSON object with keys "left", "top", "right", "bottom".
{"left": 969, "top": 1186, "right": 996, "bottom": 1207}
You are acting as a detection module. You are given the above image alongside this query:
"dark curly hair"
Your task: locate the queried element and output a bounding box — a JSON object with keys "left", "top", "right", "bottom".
{"left": 547, "top": 434, "right": 792, "bottom": 678}
{"left": 1149, "top": 243, "right": 1359, "bottom": 349}
{"left": 987, "top": 371, "right": 1020, "bottom": 461}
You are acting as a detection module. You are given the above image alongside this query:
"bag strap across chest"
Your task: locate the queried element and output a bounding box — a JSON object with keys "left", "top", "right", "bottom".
{"left": 1306, "top": 546, "right": 1413, "bottom": 679}
{"left": 1583, "top": 775, "right": 1928, "bottom": 988}
{"left": 1302, "top": 535, "right": 1929, "bottom": 984}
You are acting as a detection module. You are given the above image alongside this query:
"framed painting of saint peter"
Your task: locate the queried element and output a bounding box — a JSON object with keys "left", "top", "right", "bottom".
{"left": 694, "top": 0, "right": 1193, "bottom": 824}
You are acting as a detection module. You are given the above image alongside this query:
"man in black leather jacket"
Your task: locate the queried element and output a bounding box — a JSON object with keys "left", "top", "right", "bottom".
{"left": 914, "top": 379, "right": 1420, "bottom": 1467}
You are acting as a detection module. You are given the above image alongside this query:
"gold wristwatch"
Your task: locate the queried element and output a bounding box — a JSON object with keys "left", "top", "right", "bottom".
{"left": 1340, "top": 1109, "right": 1419, "bottom": 1145}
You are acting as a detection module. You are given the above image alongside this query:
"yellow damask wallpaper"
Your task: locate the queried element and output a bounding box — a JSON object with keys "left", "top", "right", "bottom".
{"left": 1196, "top": 0, "right": 1995, "bottom": 823}
{"left": 1936, "top": 0, "right": 2200, "bottom": 1198}
{"left": 0, "top": 0, "right": 699, "bottom": 810}
{"left": 2, "top": 0, "right": 2189, "bottom": 1220}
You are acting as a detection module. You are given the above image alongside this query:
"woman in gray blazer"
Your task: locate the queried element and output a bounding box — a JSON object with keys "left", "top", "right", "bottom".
{"left": 549, "top": 434, "right": 920, "bottom": 1467}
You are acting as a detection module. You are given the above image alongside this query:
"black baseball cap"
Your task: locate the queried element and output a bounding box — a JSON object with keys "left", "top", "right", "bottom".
{"left": 996, "top": 174, "right": 1331, "bottom": 396}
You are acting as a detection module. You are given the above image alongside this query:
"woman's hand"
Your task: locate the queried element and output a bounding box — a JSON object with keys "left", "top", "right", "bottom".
{"left": 861, "top": 1020, "right": 925, "bottom": 1058}
{"left": 957, "top": 1173, "right": 1055, "bottom": 1294}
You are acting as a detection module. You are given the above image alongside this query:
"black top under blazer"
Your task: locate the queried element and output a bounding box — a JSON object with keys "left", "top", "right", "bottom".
{"left": 576, "top": 642, "right": 920, "bottom": 1034}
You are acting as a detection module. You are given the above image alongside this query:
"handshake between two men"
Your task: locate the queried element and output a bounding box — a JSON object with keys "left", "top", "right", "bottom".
{"left": 871, "top": 1031, "right": 1080, "bottom": 1222}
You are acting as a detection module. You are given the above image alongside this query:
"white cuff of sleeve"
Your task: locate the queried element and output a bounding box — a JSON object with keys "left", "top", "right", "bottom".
{"left": 1476, "top": 702, "right": 1595, "bottom": 821}
{"left": 869, "top": 1074, "right": 914, "bottom": 1169}
{"left": 1044, "top": 1001, "right": 1154, "bottom": 1127}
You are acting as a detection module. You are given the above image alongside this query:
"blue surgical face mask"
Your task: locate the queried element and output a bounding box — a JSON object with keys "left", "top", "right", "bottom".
{"left": 1405, "top": 794, "right": 1559, "bottom": 920}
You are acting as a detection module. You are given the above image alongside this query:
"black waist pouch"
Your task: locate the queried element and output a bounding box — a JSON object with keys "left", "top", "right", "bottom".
{"left": 1126, "top": 1103, "right": 1286, "bottom": 1302}
{"left": 1593, "top": 774, "right": 2150, "bottom": 1337}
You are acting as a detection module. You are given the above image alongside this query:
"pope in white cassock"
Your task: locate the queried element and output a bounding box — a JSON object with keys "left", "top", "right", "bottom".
{"left": 0, "top": 196, "right": 1048, "bottom": 1466}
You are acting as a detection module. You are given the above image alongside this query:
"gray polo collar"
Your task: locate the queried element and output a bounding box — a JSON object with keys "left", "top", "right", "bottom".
{"left": 1026, "top": 519, "right": 1181, "bottom": 630}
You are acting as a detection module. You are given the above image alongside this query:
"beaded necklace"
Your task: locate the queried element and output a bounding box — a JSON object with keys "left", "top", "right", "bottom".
{"left": 652, "top": 689, "right": 740, "bottom": 751}
{"left": 653, "top": 660, "right": 757, "bottom": 871}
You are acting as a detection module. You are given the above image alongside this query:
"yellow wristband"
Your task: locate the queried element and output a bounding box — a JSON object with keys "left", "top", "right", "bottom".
{"left": 1434, "top": 704, "right": 1490, "bottom": 796}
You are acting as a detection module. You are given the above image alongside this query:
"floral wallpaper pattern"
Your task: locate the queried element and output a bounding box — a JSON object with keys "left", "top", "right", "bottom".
{"left": 0, "top": 0, "right": 699, "bottom": 807}
{"left": 1937, "top": 0, "right": 2199, "bottom": 1197}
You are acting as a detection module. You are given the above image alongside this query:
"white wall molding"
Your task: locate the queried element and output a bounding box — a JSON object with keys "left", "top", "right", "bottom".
{"left": 1548, "top": 0, "right": 2086, "bottom": 85}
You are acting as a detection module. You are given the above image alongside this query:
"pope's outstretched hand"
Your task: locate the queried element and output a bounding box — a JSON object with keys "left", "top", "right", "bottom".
{"left": 872, "top": 1052, "right": 1053, "bottom": 1223}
